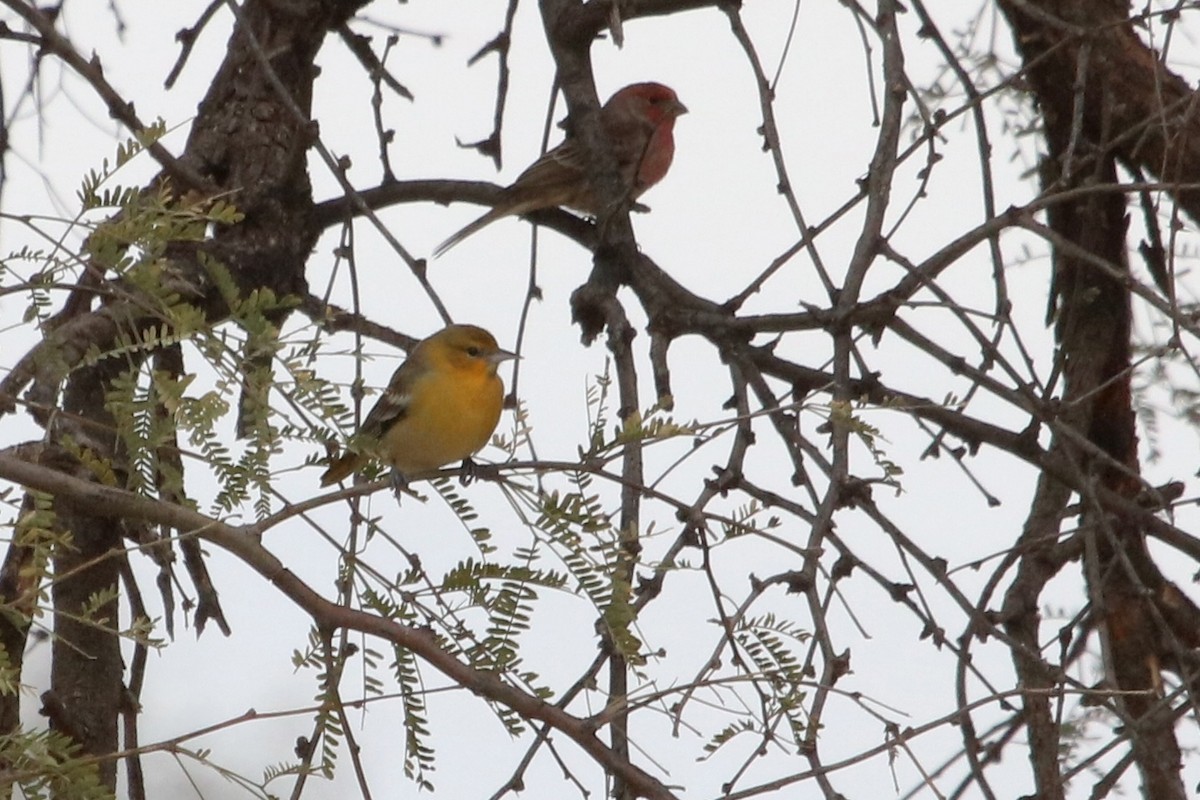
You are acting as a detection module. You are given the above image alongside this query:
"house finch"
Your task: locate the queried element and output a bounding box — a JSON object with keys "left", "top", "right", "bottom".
{"left": 320, "top": 324, "right": 516, "bottom": 489}
{"left": 434, "top": 82, "right": 688, "bottom": 257}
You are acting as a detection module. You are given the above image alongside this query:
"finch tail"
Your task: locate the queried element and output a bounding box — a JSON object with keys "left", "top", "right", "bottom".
{"left": 320, "top": 452, "right": 364, "bottom": 487}
{"left": 433, "top": 207, "right": 509, "bottom": 258}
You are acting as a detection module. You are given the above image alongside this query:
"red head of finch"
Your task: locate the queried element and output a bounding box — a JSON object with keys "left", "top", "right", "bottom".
{"left": 434, "top": 82, "right": 688, "bottom": 256}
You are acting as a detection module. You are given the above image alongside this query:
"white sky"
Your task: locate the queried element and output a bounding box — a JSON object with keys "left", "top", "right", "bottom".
{"left": 2, "top": 1, "right": 1199, "bottom": 798}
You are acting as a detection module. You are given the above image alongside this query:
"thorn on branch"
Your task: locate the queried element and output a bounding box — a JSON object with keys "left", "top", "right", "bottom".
{"left": 607, "top": 2, "right": 624, "bottom": 48}
{"left": 295, "top": 735, "right": 316, "bottom": 760}
{"left": 831, "top": 554, "right": 857, "bottom": 581}
{"left": 837, "top": 476, "right": 872, "bottom": 509}
{"left": 39, "top": 690, "right": 86, "bottom": 745}
{"left": 338, "top": 24, "right": 413, "bottom": 100}
{"left": 457, "top": 131, "right": 502, "bottom": 169}
{"left": 1135, "top": 481, "right": 1184, "bottom": 510}
{"left": 166, "top": 0, "right": 222, "bottom": 89}
{"left": 829, "top": 649, "right": 851, "bottom": 682}
{"left": 781, "top": 570, "right": 810, "bottom": 593}
{"left": 680, "top": 524, "right": 703, "bottom": 549}
{"left": 467, "top": 31, "right": 510, "bottom": 66}
{"left": 707, "top": 465, "right": 740, "bottom": 496}
{"left": 635, "top": 572, "right": 662, "bottom": 600}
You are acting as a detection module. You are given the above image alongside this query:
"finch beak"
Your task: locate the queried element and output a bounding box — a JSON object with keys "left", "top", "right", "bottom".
{"left": 489, "top": 349, "right": 519, "bottom": 364}
{"left": 669, "top": 99, "right": 689, "bottom": 117}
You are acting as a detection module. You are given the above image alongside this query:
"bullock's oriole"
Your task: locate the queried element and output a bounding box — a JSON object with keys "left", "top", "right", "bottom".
{"left": 321, "top": 324, "right": 516, "bottom": 488}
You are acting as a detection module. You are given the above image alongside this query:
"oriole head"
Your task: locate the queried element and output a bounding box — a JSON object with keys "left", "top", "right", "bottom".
{"left": 422, "top": 324, "right": 517, "bottom": 374}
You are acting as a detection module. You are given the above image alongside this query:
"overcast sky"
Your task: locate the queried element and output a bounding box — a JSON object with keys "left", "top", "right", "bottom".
{"left": 3, "top": 2, "right": 1198, "bottom": 798}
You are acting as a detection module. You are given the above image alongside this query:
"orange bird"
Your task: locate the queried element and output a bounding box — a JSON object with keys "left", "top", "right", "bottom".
{"left": 321, "top": 325, "right": 516, "bottom": 490}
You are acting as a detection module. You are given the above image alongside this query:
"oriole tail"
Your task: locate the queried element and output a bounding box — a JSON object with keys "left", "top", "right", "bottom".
{"left": 320, "top": 453, "right": 364, "bottom": 487}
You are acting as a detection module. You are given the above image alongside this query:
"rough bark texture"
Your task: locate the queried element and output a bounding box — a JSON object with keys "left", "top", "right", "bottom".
{"left": 5, "top": 0, "right": 1200, "bottom": 796}
{"left": 998, "top": 0, "right": 1200, "bottom": 217}
{"left": 0, "top": 494, "right": 34, "bottom": 750}
{"left": 47, "top": 509, "right": 122, "bottom": 790}
{"left": 997, "top": 0, "right": 1200, "bottom": 796}
{"left": 39, "top": 0, "right": 367, "bottom": 786}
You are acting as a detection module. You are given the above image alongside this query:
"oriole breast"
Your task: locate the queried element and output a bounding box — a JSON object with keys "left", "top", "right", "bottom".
{"left": 381, "top": 368, "right": 503, "bottom": 474}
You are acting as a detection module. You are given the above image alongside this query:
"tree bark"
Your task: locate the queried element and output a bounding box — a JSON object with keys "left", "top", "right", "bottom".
{"left": 36, "top": 0, "right": 368, "bottom": 788}
{"left": 997, "top": 1, "right": 1200, "bottom": 796}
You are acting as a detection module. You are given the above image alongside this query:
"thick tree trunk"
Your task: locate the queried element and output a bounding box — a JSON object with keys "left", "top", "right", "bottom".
{"left": 997, "top": 1, "right": 1200, "bottom": 796}
{"left": 35, "top": 0, "right": 368, "bottom": 789}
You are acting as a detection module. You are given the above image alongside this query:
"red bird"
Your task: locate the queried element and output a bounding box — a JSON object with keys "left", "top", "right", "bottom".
{"left": 434, "top": 82, "right": 688, "bottom": 257}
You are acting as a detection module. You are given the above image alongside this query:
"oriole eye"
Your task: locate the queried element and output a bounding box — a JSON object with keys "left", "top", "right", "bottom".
{"left": 466, "top": 346, "right": 481, "bottom": 357}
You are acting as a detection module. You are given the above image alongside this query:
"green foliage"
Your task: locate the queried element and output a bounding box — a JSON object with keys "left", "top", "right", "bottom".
{"left": 291, "top": 629, "right": 348, "bottom": 781}
{"left": 328, "top": 512, "right": 575, "bottom": 779}
{"left": 584, "top": 364, "right": 614, "bottom": 453}
{"left": 0, "top": 244, "right": 75, "bottom": 324}
{"left": 392, "top": 641, "right": 436, "bottom": 790}
{"left": 350, "top": 591, "right": 437, "bottom": 788}
{"left": 0, "top": 727, "right": 115, "bottom": 800}
{"left": 533, "top": 473, "right": 646, "bottom": 665}
{"left": 612, "top": 407, "right": 698, "bottom": 448}
{"left": 262, "top": 759, "right": 318, "bottom": 788}
{"left": 6, "top": 129, "right": 360, "bottom": 525}
{"left": 1133, "top": 336, "right": 1200, "bottom": 463}
{"left": 825, "top": 400, "right": 904, "bottom": 493}
{"left": 441, "top": 556, "right": 568, "bottom": 603}
{"left": 722, "top": 498, "right": 782, "bottom": 539}
{"left": 455, "top": 549, "right": 551, "bottom": 673}
{"left": 0, "top": 492, "right": 62, "bottom": 635}
{"left": 433, "top": 478, "right": 493, "bottom": 554}
{"left": 602, "top": 560, "right": 643, "bottom": 666}
{"left": 701, "top": 719, "right": 757, "bottom": 759}
{"left": 735, "top": 613, "right": 811, "bottom": 747}
{"left": 76, "top": 119, "right": 167, "bottom": 210}
{"left": 695, "top": 615, "right": 814, "bottom": 760}
{"left": 582, "top": 363, "right": 697, "bottom": 458}
{"left": 0, "top": 643, "right": 19, "bottom": 698}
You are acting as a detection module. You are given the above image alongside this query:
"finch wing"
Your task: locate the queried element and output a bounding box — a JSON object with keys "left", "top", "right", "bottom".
{"left": 435, "top": 142, "right": 588, "bottom": 257}
{"left": 509, "top": 140, "right": 587, "bottom": 192}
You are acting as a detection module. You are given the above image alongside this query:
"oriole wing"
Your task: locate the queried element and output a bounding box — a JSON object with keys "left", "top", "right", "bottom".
{"left": 320, "top": 354, "right": 421, "bottom": 486}
{"left": 357, "top": 358, "right": 419, "bottom": 441}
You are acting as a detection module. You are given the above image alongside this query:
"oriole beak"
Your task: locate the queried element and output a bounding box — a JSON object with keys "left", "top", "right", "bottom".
{"left": 489, "top": 348, "right": 519, "bottom": 364}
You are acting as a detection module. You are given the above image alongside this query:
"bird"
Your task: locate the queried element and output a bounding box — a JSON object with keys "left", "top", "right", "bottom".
{"left": 433, "top": 82, "right": 688, "bottom": 257}
{"left": 320, "top": 324, "right": 517, "bottom": 490}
